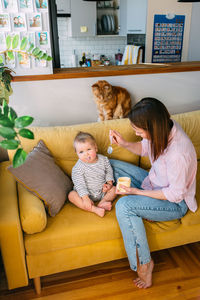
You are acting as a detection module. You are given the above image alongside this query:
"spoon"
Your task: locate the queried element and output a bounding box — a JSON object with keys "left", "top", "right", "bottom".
{"left": 107, "top": 130, "right": 113, "bottom": 154}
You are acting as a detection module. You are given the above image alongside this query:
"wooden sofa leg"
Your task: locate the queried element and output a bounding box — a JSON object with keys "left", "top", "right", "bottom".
{"left": 33, "top": 277, "right": 41, "bottom": 294}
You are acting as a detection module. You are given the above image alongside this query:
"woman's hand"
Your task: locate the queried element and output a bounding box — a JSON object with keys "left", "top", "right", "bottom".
{"left": 116, "top": 185, "right": 167, "bottom": 201}
{"left": 116, "top": 184, "right": 139, "bottom": 195}
{"left": 110, "top": 130, "right": 127, "bottom": 147}
{"left": 110, "top": 130, "right": 142, "bottom": 156}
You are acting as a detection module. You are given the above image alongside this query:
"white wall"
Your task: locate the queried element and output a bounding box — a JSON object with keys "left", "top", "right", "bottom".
{"left": 10, "top": 71, "right": 200, "bottom": 127}
{"left": 145, "top": 0, "right": 192, "bottom": 62}
{"left": 188, "top": 3, "right": 200, "bottom": 61}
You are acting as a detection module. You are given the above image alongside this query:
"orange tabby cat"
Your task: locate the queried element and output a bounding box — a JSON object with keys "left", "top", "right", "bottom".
{"left": 92, "top": 80, "right": 132, "bottom": 121}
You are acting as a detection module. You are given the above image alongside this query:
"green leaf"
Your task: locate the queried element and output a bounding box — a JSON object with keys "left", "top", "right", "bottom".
{"left": 0, "top": 97, "right": 6, "bottom": 107}
{"left": 36, "top": 51, "right": 44, "bottom": 59}
{"left": 7, "top": 51, "right": 15, "bottom": 61}
{"left": 32, "top": 47, "right": 40, "bottom": 56}
{"left": 0, "top": 116, "right": 14, "bottom": 128}
{"left": 6, "top": 35, "right": 11, "bottom": 49}
{"left": 13, "top": 148, "right": 27, "bottom": 168}
{"left": 0, "top": 139, "right": 19, "bottom": 149}
{"left": 0, "top": 127, "right": 16, "bottom": 139}
{"left": 20, "top": 37, "right": 28, "bottom": 50}
{"left": 47, "top": 56, "right": 52, "bottom": 61}
{"left": 0, "top": 56, "right": 3, "bottom": 64}
{"left": 3, "top": 100, "right": 8, "bottom": 116}
{"left": 41, "top": 53, "right": 48, "bottom": 60}
{"left": 27, "top": 43, "right": 34, "bottom": 53}
{"left": 8, "top": 107, "right": 18, "bottom": 121}
{"left": 3, "top": 99, "right": 7, "bottom": 108}
{"left": 12, "top": 35, "right": 19, "bottom": 49}
{"left": 15, "top": 116, "right": 34, "bottom": 128}
{"left": 19, "top": 128, "right": 34, "bottom": 139}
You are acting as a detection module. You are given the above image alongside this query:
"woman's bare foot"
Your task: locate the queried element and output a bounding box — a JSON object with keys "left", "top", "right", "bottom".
{"left": 133, "top": 259, "right": 154, "bottom": 289}
{"left": 98, "top": 201, "right": 112, "bottom": 211}
{"left": 91, "top": 205, "right": 105, "bottom": 217}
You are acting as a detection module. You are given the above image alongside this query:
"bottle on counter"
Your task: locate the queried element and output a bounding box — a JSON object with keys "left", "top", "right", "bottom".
{"left": 71, "top": 49, "right": 78, "bottom": 67}
{"left": 115, "top": 49, "right": 123, "bottom": 66}
{"left": 86, "top": 52, "right": 91, "bottom": 67}
{"left": 79, "top": 52, "right": 87, "bottom": 67}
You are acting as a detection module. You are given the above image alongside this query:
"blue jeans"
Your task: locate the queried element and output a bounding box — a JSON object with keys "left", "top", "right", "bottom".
{"left": 110, "top": 159, "right": 188, "bottom": 271}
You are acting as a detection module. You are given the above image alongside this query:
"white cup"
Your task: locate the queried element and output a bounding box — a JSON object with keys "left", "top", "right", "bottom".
{"left": 116, "top": 177, "right": 131, "bottom": 192}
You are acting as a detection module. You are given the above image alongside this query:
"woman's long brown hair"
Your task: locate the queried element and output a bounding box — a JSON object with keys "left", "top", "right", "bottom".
{"left": 128, "top": 98, "right": 173, "bottom": 161}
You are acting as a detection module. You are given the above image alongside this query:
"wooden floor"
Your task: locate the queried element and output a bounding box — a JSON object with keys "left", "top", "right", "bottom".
{"left": 1, "top": 242, "right": 200, "bottom": 300}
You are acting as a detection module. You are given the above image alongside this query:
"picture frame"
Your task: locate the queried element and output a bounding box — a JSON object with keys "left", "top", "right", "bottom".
{"left": 2, "top": 0, "right": 18, "bottom": 12}
{"left": 36, "top": 58, "right": 47, "bottom": 67}
{"left": 0, "top": 32, "right": 6, "bottom": 50}
{"left": 18, "top": 0, "right": 33, "bottom": 12}
{"left": 6, "top": 51, "right": 16, "bottom": 68}
{"left": 12, "top": 13, "right": 27, "bottom": 31}
{"left": 37, "top": 31, "right": 49, "bottom": 47}
{"left": 35, "top": 0, "right": 48, "bottom": 10}
{"left": 18, "top": 51, "right": 31, "bottom": 68}
{"left": 20, "top": 31, "right": 35, "bottom": 45}
{"left": 28, "top": 12, "right": 42, "bottom": 31}
{"left": 0, "top": 13, "right": 11, "bottom": 31}
{"left": 7, "top": 32, "right": 20, "bottom": 49}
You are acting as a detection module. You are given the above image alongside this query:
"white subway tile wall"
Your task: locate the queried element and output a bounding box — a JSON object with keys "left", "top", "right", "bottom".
{"left": 57, "top": 18, "right": 127, "bottom": 68}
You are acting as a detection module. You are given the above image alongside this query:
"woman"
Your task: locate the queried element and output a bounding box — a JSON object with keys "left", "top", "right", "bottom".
{"left": 110, "top": 98, "right": 197, "bottom": 289}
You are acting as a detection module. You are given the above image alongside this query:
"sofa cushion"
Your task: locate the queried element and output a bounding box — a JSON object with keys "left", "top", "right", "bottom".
{"left": 172, "top": 110, "right": 200, "bottom": 160}
{"left": 8, "top": 140, "right": 73, "bottom": 217}
{"left": 181, "top": 161, "right": 200, "bottom": 226}
{"left": 24, "top": 199, "right": 181, "bottom": 256}
{"left": 17, "top": 184, "right": 47, "bottom": 234}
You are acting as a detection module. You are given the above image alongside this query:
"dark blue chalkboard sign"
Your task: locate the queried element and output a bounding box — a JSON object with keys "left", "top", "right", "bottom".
{"left": 152, "top": 14, "right": 185, "bottom": 63}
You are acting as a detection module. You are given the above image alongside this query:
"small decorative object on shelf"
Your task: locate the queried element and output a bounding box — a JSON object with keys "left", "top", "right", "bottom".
{"left": 97, "top": 0, "right": 119, "bottom": 9}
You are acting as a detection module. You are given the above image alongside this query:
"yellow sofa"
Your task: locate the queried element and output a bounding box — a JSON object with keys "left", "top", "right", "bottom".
{"left": 0, "top": 110, "right": 200, "bottom": 294}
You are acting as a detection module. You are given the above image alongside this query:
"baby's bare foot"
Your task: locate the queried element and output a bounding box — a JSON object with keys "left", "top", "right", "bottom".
{"left": 133, "top": 259, "right": 154, "bottom": 289}
{"left": 98, "top": 201, "right": 112, "bottom": 211}
{"left": 92, "top": 205, "right": 105, "bottom": 217}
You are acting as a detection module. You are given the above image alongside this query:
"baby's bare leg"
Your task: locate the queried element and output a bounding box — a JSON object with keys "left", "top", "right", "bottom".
{"left": 68, "top": 191, "right": 105, "bottom": 217}
{"left": 98, "top": 186, "right": 116, "bottom": 211}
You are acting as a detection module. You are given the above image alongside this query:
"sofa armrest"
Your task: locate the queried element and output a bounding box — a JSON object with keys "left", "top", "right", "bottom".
{"left": 0, "top": 161, "right": 28, "bottom": 289}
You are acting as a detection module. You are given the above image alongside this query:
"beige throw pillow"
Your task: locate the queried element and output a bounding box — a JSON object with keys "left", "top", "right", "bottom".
{"left": 8, "top": 140, "right": 73, "bottom": 217}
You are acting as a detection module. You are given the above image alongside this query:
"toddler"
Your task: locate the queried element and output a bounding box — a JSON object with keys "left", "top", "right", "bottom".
{"left": 68, "top": 131, "right": 116, "bottom": 217}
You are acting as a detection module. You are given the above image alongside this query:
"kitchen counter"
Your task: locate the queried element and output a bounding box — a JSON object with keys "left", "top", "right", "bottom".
{"left": 13, "top": 61, "right": 200, "bottom": 82}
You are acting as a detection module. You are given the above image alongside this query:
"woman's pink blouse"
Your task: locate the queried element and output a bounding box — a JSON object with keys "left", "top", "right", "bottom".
{"left": 141, "top": 121, "right": 197, "bottom": 212}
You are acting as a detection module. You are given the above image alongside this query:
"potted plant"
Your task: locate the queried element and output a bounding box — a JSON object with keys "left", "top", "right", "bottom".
{"left": 0, "top": 34, "right": 52, "bottom": 168}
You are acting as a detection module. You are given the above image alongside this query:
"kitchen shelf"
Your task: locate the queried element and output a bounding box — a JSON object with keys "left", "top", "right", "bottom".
{"left": 13, "top": 62, "right": 200, "bottom": 82}
{"left": 56, "top": 13, "right": 71, "bottom": 17}
{"left": 97, "top": 32, "right": 119, "bottom": 36}
{"left": 97, "top": 6, "right": 119, "bottom": 10}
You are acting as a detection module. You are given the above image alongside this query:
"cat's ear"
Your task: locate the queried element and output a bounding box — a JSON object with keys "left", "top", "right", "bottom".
{"left": 92, "top": 84, "right": 99, "bottom": 91}
{"left": 92, "top": 83, "right": 98, "bottom": 88}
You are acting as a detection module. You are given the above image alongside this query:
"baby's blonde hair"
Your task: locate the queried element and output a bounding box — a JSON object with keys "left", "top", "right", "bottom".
{"left": 73, "top": 131, "right": 96, "bottom": 150}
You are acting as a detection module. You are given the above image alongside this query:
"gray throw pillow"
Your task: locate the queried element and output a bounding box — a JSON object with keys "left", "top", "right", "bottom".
{"left": 8, "top": 140, "right": 73, "bottom": 217}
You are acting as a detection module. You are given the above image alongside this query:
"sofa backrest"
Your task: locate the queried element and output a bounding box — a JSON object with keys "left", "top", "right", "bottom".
{"left": 8, "top": 118, "right": 141, "bottom": 176}
{"left": 8, "top": 110, "right": 200, "bottom": 175}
